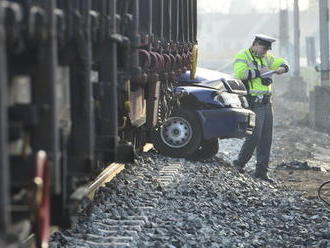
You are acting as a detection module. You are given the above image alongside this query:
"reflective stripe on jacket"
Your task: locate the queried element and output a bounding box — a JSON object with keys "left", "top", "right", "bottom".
{"left": 233, "top": 48, "right": 288, "bottom": 96}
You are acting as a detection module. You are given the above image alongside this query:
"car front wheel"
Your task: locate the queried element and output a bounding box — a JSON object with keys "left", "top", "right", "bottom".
{"left": 153, "top": 110, "right": 202, "bottom": 158}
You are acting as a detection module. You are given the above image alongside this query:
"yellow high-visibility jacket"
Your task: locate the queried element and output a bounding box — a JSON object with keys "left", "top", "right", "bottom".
{"left": 233, "top": 48, "right": 289, "bottom": 96}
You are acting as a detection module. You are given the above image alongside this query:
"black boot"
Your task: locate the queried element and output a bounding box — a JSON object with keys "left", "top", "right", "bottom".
{"left": 255, "top": 165, "right": 275, "bottom": 183}
{"left": 255, "top": 173, "right": 275, "bottom": 183}
{"left": 232, "top": 160, "right": 245, "bottom": 173}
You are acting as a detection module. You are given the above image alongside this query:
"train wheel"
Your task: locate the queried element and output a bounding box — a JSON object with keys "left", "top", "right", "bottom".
{"left": 34, "top": 150, "right": 50, "bottom": 248}
{"left": 153, "top": 110, "right": 202, "bottom": 158}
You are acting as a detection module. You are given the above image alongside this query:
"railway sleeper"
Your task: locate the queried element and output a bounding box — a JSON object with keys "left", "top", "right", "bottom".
{"left": 93, "top": 222, "right": 143, "bottom": 232}
{"left": 100, "top": 220, "right": 146, "bottom": 226}
{"left": 61, "top": 235, "right": 131, "bottom": 248}
{"left": 97, "top": 229, "right": 139, "bottom": 238}
{"left": 69, "top": 233, "right": 134, "bottom": 243}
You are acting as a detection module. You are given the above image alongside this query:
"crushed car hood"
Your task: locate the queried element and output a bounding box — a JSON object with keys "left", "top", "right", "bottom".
{"left": 176, "top": 67, "right": 247, "bottom": 95}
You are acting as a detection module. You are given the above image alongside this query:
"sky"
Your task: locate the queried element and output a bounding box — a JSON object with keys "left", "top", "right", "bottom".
{"left": 198, "top": 0, "right": 310, "bottom": 14}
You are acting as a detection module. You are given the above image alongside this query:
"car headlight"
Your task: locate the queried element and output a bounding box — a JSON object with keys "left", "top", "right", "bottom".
{"left": 214, "top": 92, "right": 242, "bottom": 107}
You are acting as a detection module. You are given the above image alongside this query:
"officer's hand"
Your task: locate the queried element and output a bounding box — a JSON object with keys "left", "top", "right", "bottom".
{"left": 259, "top": 67, "right": 269, "bottom": 74}
{"left": 275, "top": 67, "right": 286, "bottom": 75}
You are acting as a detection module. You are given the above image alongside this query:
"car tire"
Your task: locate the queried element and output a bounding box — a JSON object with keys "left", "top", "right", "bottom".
{"left": 187, "top": 138, "right": 219, "bottom": 161}
{"left": 153, "top": 110, "right": 202, "bottom": 158}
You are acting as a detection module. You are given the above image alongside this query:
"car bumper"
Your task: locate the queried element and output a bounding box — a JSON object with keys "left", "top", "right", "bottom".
{"left": 195, "top": 108, "right": 255, "bottom": 140}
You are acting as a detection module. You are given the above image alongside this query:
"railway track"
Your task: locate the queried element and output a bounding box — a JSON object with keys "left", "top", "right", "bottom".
{"left": 50, "top": 157, "right": 184, "bottom": 248}
{"left": 72, "top": 163, "right": 126, "bottom": 201}
{"left": 72, "top": 144, "right": 156, "bottom": 202}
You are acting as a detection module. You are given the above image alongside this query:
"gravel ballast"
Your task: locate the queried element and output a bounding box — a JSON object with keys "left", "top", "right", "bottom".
{"left": 49, "top": 151, "right": 330, "bottom": 248}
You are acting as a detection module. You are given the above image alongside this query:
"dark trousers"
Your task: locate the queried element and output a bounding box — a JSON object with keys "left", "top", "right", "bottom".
{"left": 236, "top": 102, "right": 273, "bottom": 175}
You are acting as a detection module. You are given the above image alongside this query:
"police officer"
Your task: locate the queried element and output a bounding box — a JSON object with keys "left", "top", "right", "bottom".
{"left": 232, "top": 34, "right": 289, "bottom": 182}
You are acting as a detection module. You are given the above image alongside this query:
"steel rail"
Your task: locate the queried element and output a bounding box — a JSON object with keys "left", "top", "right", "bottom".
{"left": 71, "top": 163, "right": 125, "bottom": 200}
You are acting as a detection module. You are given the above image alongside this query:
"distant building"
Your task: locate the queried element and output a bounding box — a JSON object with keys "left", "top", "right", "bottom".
{"left": 197, "top": 10, "right": 318, "bottom": 72}
{"left": 228, "top": 0, "right": 256, "bottom": 14}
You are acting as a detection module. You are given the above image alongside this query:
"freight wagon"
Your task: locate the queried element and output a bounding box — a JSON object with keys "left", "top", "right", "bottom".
{"left": 0, "top": 1, "right": 254, "bottom": 247}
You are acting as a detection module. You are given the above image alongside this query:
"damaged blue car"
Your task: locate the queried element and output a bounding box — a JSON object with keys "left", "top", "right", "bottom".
{"left": 153, "top": 67, "right": 256, "bottom": 160}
